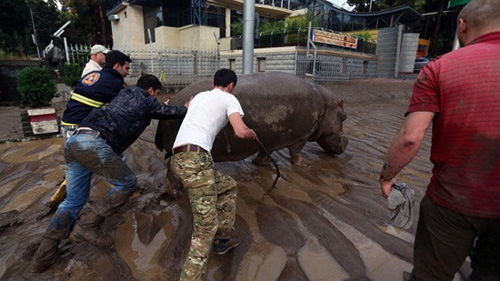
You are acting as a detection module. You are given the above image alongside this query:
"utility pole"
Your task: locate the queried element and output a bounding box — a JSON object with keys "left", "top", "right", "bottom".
{"left": 28, "top": 3, "right": 41, "bottom": 59}
{"left": 242, "top": 0, "right": 255, "bottom": 75}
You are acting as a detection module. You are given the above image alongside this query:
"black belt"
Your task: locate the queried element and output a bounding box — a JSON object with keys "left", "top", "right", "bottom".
{"left": 173, "top": 144, "right": 207, "bottom": 155}
{"left": 73, "top": 129, "right": 101, "bottom": 138}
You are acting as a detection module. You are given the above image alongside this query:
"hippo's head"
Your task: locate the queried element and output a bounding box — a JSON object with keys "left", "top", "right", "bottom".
{"left": 312, "top": 86, "right": 349, "bottom": 154}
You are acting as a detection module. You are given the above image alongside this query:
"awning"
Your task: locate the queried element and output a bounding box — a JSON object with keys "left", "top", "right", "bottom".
{"left": 209, "top": 0, "right": 292, "bottom": 18}
{"left": 448, "top": 0, "right": 470, "bottom": 8}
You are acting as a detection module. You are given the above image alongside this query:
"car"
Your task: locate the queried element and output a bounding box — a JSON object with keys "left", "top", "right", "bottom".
{"left": 414, "top": 57, "right": 430, "bottom": 73}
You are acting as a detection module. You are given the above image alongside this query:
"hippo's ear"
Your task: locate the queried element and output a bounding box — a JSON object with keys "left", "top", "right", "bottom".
{"left": 337, "top": 100, "right": 344, "bottom": 109}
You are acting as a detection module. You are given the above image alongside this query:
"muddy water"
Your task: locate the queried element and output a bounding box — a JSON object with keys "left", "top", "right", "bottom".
{"left": 0, "top": 80, "right": 439, "bottom": 281}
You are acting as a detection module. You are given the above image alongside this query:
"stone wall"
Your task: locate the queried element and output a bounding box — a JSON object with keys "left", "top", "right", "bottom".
{"left": 220, "top": 47, "right": 297, "bottom": 75}
{"left": 399, "top": 33, "right": 419, "bottom": 73}
{"left": 376, "top": 26, "right": 420, "bottom": 78}
{"left": 0, "top": 60, "right": 43, "bottom": 104}
{"left": 375, "top": 26, "right": 403, "bottom": 78}
{"left": 220, "top": 46, "right": 378, "bottom": 82}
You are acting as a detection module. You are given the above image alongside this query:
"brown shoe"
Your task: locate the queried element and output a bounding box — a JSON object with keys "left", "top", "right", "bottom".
{"left": 213, "top": 237, "right": 241, "bottom": 255}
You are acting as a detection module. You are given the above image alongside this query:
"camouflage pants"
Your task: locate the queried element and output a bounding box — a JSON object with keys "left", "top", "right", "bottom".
{"left": 170, "top": 151, "right": 237, "bottom": 281}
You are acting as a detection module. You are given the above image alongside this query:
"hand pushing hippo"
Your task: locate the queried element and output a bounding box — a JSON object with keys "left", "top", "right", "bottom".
{"left": 155, "top": 72, "right": 348, "bottom": 166}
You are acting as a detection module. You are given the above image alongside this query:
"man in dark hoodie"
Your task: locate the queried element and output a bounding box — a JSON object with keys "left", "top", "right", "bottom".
{"left": 30, "top": 75, "right": 190, "bottom": 273}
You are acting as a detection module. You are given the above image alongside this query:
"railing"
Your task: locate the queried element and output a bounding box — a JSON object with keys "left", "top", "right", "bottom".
{"left": 65, "top": 42, "right": 374, "bottom": 89}
{"left": 66, "top": 44, "right": 218, "bottom": 90}
{"left": 296, "top": 53, "right": 354, "bottom": 83}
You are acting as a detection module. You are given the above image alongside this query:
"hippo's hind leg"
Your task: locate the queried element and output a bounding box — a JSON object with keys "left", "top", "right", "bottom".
{"left": 288, "top": 141, "right": 307, "bottom": 165}
{"left": 252, "top": 151, "right": 270, "bottom": 166}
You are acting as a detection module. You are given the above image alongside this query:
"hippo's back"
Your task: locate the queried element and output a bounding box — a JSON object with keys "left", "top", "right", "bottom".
{"left": 155, "top": 72, "right": 325, "bottom": 162}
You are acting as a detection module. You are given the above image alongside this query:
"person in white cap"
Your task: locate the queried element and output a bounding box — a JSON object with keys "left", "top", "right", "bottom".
{"left": 81, "top": 44, "right": 110, "bottom": 77}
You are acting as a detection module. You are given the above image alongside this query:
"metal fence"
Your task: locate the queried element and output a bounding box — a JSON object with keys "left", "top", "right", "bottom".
{"left": 296, "top": 53, "right": 354, "bottom": 83}
{"left": 67, "top": 44, "right": 94, "bottom": 67}
{"left": 67, "top": 43, "right": 365, "bottom": 88}
{"left": 67, "top": 44, "right": 219, "bottom": 89}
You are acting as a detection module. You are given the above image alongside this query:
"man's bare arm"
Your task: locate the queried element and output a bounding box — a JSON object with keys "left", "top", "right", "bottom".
{"left": 228, "top": 112, "right": 257, "bottom": 140}
{"left": 380, "top": 111, "right": 434, "bottom": 197}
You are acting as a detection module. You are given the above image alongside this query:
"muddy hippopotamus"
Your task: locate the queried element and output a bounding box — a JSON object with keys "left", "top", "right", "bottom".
{"left": 155, "top": 72, "right": 348, "bottom": 165}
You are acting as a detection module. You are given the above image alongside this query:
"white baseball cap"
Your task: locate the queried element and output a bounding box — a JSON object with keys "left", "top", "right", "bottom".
{"left": 90, "top": 44, "right": 110, "bottom": 55}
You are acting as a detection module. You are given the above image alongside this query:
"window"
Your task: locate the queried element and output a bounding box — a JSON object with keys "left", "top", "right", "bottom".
{"left": 258, "top": 57, "right": 266, "bottom": 72}
{"left": 229, "top": 59, "right": 236, "bottom": 70}
{"left": 143, "top": 5, "right": 163, "bottom": 44}
{"left": 207, "top": 5, "right": 226, "bottom": 37}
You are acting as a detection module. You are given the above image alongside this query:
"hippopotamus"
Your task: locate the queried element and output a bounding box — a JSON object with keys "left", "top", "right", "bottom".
{"left": 155, "top": 72, "right": 348, "bottom": 166}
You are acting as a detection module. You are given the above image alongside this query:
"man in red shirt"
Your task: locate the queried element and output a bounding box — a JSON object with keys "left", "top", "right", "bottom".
{"left": 379, "top": 0, "right": 500, "bottom": 280}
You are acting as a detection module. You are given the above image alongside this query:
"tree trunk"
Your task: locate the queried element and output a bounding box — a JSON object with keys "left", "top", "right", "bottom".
{"left": 429, "top": 0, "right": 446, "bottom": 57}
{"left": 97, "top": 2, "right": 110, "bottom": 46}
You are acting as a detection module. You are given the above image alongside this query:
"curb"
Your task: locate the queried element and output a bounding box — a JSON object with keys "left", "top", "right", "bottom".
{"left": 0, "top": 133, "right": 62, "bottom": 145}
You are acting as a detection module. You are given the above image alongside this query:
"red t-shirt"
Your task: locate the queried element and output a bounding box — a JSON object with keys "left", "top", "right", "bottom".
{"left": 407, "top": 32, "right": 500, "bottom": 219}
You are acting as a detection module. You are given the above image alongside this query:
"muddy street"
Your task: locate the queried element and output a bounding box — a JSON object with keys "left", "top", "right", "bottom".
{"left": 0, "top": 79, "right": 437, "bottom": 280}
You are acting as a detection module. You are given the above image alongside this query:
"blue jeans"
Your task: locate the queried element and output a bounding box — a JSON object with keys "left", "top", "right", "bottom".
{"left": 53, "top": 133, "right": 137, "bottom": 228}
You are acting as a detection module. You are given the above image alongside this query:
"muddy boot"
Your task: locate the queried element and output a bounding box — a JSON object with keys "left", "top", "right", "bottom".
{"left": 72, "top": 190, "right": 134, "bottom": 247}
{"left": 29, "top": 235, "right": 60, "bottom": 272}
{"left": 71, "top": 210, "right": 113, "bottom": 247}
{"left": 94, "top": 190, "right": 135, "bottom": 216}
{"left": 30, "top": 211, "right": 73, "bottom": 273}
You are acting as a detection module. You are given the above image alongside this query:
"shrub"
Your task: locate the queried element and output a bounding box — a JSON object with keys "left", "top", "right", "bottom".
{"left": 17, "top": 66, "right": 57, "bottom": 108}
{"left": 62, "top": 63, "right": 83, "bottom": 87}
{"left": 230, "top": 19, "right": 243, "bottom": 36}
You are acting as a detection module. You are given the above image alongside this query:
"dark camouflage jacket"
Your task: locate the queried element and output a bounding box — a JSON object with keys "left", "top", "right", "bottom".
{"left": 80, "top": 86, "right": 186, "bottom": 155}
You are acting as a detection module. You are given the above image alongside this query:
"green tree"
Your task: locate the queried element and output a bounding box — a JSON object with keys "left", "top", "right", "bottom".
{"left": 347, "top": 0, "right": 427, "bottom": 12}
{"left": 58, "top": 0, "right": 112, "bottom": 46}
{"left": 0, "top": 0, "right": 68, "bottom": 58}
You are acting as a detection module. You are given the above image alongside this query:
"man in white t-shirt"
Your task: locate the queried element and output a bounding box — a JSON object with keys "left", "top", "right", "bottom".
{"left": 81, "top": 44, "right": 109, "bottom": 77}
{"left": 170, "top": 68, "right": 257, "bottom": 281}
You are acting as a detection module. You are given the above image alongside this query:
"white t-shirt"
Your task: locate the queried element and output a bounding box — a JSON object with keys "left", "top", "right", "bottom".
{"left": 173, "top": 88, "right": 244, "bottom": 152}
{"left": 81, "top": 60, "right": 102, "bottom": 77}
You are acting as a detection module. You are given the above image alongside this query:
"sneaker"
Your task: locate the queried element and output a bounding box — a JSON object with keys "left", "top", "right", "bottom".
{"left": 213, "top": 237, "right": 241, "bottom": 255}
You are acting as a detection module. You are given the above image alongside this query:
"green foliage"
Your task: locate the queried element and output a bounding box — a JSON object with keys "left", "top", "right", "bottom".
{"left": 347, "top": 0, "right": 427, "bottom": 12}
{"left": 286, "top": 15, "right": 309, "bottom": 33}
{"left": 259, "top": 18, "right": 286, "bottom": 34}
{"left": 351, "top": 30, "right": 373, "bottom": 42}
{"left": 0, "top": 0, "right": 68, "bottom": 57}
{"left": 17, "top": 66, "right": 57, "bottom": 108}
{"left": 60, "top": 0, "right": 111, "bottom": 45}
{"left": 62, "top": 63, "right": 83, "bottom": 87}
{"left": 230, "top": 19, "right": 243, "bottom": 36}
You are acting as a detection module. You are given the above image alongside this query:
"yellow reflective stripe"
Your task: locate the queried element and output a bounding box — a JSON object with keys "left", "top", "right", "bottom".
{"left": 70, "top": 93, "right": 105, "bottom": 108}
{"left": 61, "top": 121, "right": 78, "bottom": 126}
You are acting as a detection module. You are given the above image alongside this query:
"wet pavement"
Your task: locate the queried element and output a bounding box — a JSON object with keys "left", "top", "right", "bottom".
{"left": 0, "top": 79, "right": 467, "bottom": 281}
